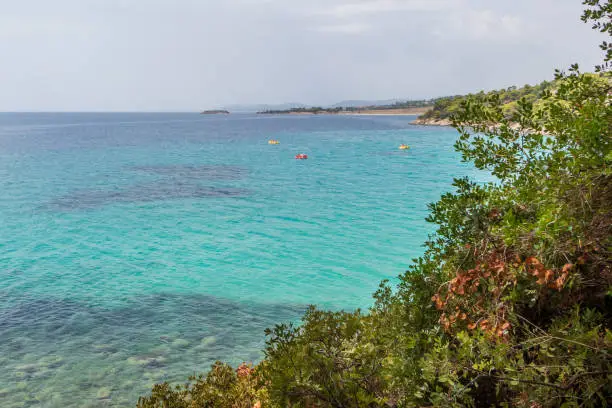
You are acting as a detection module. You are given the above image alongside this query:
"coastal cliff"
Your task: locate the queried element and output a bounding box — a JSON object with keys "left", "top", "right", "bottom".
{"left": 410, "top": 117, "right": 452, "bottom": 126}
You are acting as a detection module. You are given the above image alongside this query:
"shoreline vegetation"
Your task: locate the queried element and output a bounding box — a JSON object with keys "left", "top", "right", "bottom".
{"left": 139, "top": 2, "right": 611, "bottom": 407}
{"left": 413, "top": 80, "right": 555, "bottom": 126}
{"left": 256, "top": 106, "right": 433, "bottom": 116}
{"left": 250, "top": 77, "right": 558, "bottom": 127}
{"left": 250, "top": 79, "right": 556, "bottom": 126}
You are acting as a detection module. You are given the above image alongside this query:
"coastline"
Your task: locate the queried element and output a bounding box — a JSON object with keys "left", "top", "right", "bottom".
{"left": 410, "top": 117, "right": 453, "bottom": 126}
{"left": 340, "top": 107, "right": 432, "bottom": 116}
{"left": 410, "top": 118, "right": 544, "bottom": 135}
{"left": 257, "top": 107, "right": 433, "bottom": 116}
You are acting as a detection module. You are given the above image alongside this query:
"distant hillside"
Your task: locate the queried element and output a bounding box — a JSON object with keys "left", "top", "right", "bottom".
{"left": 222, "top": 99, "right": 436, "bottom": 113}
{"left": 222, "top": 103, "right": 307, "bottom": 113}
{"left": 413, "top": 81, "right": 554, "bottom": 125}
{"left": 257, "top": 99, "right": 438, "bottom": 115}
{"left": 343, "top": 99, "right": 434, "bottom": 111}
{"left": 330, "top": 99, "right": 409, "bottom": 108}
{"left": 220, "top": 85, "right": 554, "bottom": 118}
{"left": 258, "top": 107, "right": 341, "bottom": 115}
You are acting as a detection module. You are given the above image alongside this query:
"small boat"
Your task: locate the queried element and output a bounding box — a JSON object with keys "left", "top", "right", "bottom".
{"left": 295, "top": 154, "right": 308, "bottom": 160}
{"left": 399, "top": 144, "right": 410, "bottom": 150}
{"left": 268, "top": 140, "right": 280, "bottom": 145}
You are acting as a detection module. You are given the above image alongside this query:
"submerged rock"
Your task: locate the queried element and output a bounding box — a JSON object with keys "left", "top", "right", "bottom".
{"left": 14, "top": 363, "right": 39, "bottom": 373}
{"left": 200, "top": 336, "right": 216, "bottom": 347}
{"left": 14, "top": 371, "right": 28, "bottom": 379}
{"left": 96, "top": 387, "right": 111, "bottom": 399}
{"left": 126, "top": 354, "right": 167, "bottom": 368}
{"left": 144, "top": 371, "right": 166, "bottom": 381}
{"left": 92, "top": 344, "right": 118, "bottom": 354}
{"left": 39, "top": 355, "right": 64, "bottom": 368}
{"left": 171, "top": 338, "right": 190, "bottom": 348}
{"left": 14, "top": 382, "right": 28, "bottom": 391}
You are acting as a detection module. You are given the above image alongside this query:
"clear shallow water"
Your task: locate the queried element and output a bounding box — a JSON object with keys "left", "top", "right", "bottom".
{"left": 1, "top": 113, "right": 476, "bottom": 407}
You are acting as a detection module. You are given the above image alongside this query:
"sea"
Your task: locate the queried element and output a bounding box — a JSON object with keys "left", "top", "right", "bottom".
{"left": 0, "top": 113, "right": 479, "bottom": 407}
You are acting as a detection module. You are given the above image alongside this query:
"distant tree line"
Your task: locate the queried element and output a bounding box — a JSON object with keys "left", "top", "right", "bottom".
{"left": 257, "top": 99, "right": 443, "bottom": 114}
{"left": 420, "top": 81, "right": 554, "bottom": 120}
{"left": 258, "top": 107, "right": 342, "bottom": 114}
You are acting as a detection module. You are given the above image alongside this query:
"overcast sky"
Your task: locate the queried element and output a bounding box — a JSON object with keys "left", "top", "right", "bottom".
{"left": 0, "top": 0, "right": 604, "bottom": 111}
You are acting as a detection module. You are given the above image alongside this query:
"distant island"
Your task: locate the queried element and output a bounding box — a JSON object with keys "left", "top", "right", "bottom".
{"left": 200, "top": 110, "right": 230, "bottom": 115}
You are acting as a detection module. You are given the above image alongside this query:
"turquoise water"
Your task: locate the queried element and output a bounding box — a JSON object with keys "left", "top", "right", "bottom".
{"left": 1, "top": 113, "right": 476, "bottom": 407}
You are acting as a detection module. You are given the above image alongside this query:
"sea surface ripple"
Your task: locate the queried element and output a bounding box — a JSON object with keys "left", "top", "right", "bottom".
{"left": 0, "top": 113, "right": 480, "bottom": 407}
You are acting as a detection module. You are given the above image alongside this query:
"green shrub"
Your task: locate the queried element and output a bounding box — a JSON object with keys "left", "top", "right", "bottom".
{"left": 136, "top": 362, "right": 271, "bottom": 408}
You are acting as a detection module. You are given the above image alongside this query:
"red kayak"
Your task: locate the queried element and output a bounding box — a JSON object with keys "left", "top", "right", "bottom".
{"left": 295, "top": 154, "right": 308, "bottom": 160}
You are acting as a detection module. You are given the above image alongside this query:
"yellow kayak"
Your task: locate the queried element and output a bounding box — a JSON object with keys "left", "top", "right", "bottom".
{"left": 399, "top": 144, "right": 410, "bottom": 150}
{"left": 268, "top": 140, "right": 280, "bottom": 145}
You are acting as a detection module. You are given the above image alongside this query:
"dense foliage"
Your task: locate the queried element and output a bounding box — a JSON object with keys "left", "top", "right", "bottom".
{"left": 257, "top": 99, "right": 437, "bottom": 114}
{"left": 258, "top": 106, "right": 343, "bottom": 114}
{"left": 139, "top": 2, "right": 611, "bottom": 407}
{"left": 341, "top": 99, "right": 437, "bottom": 111}
{"left": 419, "top": 82, "right": 554, "bottom": 122}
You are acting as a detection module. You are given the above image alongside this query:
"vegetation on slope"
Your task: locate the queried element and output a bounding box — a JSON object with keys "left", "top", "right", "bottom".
{"left": 258, "top": 106, "right": 343, "bottom": 114}
{"left": 417, "top": 82, "right": 555, "bottom": 122}
{"left": 138, "top": 2, "right": 611, "bottom": 407}
{"left": 257, "top": 100, "right": 436, "bottom": 114}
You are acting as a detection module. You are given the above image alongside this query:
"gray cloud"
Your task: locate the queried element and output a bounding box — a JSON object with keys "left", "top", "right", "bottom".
{"left": 0, "top": 0, "right": 604, "bottom": 111}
